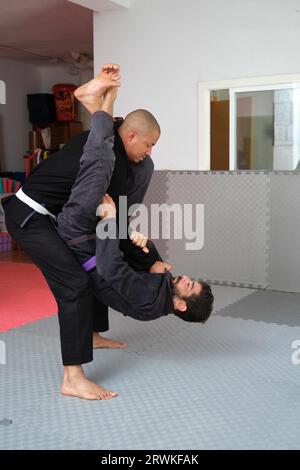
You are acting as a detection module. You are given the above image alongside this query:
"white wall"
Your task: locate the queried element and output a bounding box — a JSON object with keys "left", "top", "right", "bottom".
{"left": 38, "top": 63, "right": 82, "bottom": 93}
{"left": 94, "top": 0, "right": 300, "bottom": 170}
{"left": 0, "top": 60, "right": 87, "bottom": 171}
{"left": 0, "top": 58, "right": 40, "bottom": 171}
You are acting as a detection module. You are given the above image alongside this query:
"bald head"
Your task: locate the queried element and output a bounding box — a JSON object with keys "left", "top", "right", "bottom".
{"left": 118, "top": 109, "right": 161, "bottom": 163}
{"left": 121, "top": 109, "right": 161, "bottom": 136}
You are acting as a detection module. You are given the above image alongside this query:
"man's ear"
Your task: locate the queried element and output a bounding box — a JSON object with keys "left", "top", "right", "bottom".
{"left": 173, "top": 296, "right": 187, "bottom": 313}
{"left": 128, "top": 131, "right": 135, "bottom": 143}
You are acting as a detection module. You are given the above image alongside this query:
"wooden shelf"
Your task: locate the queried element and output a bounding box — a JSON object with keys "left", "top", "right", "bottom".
{"left": 29, "top": 121, "right": 83, "bottom": 152}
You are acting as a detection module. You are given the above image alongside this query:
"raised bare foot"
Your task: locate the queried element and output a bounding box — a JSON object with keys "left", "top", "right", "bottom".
{"left": 74, "top": 63, "right": 121, "bottom": 114}
{"left": 93, "top": 333, "right": 128, "bottom": 350}
{"left": 61, "top": 365, "right": 118, "bottom": 400}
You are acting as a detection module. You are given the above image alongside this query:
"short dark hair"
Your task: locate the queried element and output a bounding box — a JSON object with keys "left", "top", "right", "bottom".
{"left": 174, "top": 281, "right": 214, "bottom": 323}
{"left": 122, "top": 109, "right": 161, "bottom": 135}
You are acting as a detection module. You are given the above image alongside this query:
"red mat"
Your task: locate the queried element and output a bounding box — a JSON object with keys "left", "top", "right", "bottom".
{"left": 0, "top": 262, "right": 57, "bottom": 332}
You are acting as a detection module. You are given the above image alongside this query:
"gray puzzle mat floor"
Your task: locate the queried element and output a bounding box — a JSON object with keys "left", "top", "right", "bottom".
{"left": 1, "top": 286, "right": 300, "bottom": 450}
{"left": 217, "top": 289, "right": 300, "bottom": 326}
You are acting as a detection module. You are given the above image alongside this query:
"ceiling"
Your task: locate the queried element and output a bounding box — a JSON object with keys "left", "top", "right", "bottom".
{"left": 0, "top": 0, "right": 93, "bottom": 65}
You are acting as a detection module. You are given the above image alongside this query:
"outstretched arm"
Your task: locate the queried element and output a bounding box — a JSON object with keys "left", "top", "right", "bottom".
{"left": 57, "top": 67, "right": 120, "bottom": 241}
{"left": 57, "top": 111, "right": 116, "bottom": 240}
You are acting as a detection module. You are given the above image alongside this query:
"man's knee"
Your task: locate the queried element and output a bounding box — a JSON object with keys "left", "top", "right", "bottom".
{"left": 48, "top": 269, "right": 91, "bottom": 302}
{"left": 70, "top": 272, "right": 90, "bottom": 296}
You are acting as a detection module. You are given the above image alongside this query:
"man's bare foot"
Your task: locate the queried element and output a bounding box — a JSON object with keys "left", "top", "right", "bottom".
{"left": 74, "top": 63, "right": 120, "bottom": 114}
{"left": 61, "top": 365, "right": 118, "bottom": 400}
{"left": 93, "top": 332, "right": 128, "bottom": 350}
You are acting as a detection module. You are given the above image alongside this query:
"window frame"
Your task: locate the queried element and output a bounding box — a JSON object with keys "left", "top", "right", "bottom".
{"left": 198, "top": 74, "right": 300, "bottom": 170}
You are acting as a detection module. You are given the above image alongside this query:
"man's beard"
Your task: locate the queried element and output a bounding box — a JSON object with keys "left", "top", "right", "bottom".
{"left": 171, "top": 275, "right": 182, "bottom": 297}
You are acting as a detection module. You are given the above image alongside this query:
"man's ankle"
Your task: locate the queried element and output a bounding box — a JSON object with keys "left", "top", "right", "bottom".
{"left": 63, "top": 365, "right": 84, "bottom": 380}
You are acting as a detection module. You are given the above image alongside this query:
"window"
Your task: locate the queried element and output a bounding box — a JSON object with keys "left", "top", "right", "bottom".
{"left": 199, "top": 75, "right": 300, "bottom": 171}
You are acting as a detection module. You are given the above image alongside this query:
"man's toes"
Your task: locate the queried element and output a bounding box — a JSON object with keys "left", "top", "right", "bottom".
{"left": 104, "top": 390, "right": 118, "bottom": 399}
{"left": 106, "top": 392, "right": 118, "bottom": 399}
{"left": 99, "top": 392, "right": 114, "bottom": 400}
{"left": 107, "top": 63, "right": 119, "bottom": 71}
{"left": 96, "top": 391, "right": 107, "bottom": 400}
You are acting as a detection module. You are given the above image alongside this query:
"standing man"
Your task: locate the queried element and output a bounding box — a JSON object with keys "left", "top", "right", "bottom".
{"left": 3, "top": 65, "right": 163, "bottom": 400}
{"left": 56, "top": 71, "right": 213, "bottom": 399}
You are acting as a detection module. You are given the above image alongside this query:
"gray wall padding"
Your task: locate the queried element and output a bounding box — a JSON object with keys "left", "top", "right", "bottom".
{"left": 268, "top": 173, "right": 300, "bottom": 293}
{"left": 141, "top": 171, "right": 169, "bottom": 262}
{"left": 167, "top": 172, "right": 269, "bottom": 287}
{"left": 145, "top": 170, "right": 300, "bottom": 292}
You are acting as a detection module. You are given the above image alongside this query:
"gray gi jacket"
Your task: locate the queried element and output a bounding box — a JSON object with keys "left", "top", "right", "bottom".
{"left": 57, "top": 110, "right": 175, "bottom": 321}
{"left": 93, "top": 218, "right": 174, "bottom": 321}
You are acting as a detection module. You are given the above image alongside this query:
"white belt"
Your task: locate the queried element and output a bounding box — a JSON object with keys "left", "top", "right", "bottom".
{"left": 16, "top": 188, "right": 56, "bottom": 220}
